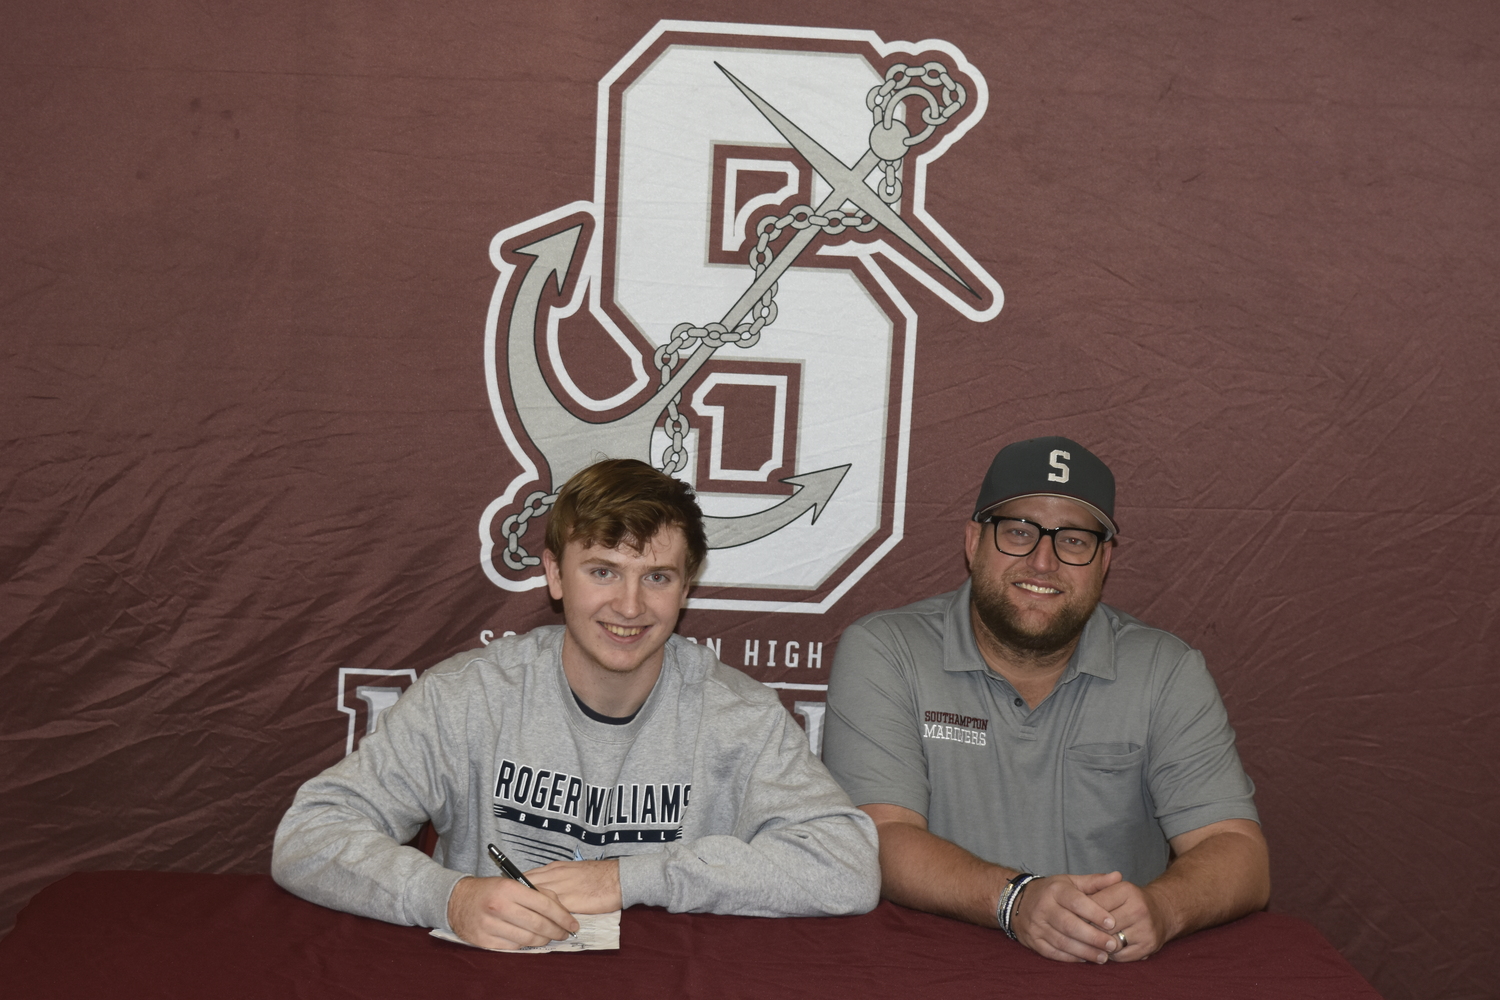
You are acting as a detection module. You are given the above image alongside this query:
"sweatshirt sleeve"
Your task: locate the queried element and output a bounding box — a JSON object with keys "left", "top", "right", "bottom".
{"left": 616, "top": 693, "right": 880, "bottom": 917}
{"left": 271, "top": 670, "right": 471, "bottom": 932}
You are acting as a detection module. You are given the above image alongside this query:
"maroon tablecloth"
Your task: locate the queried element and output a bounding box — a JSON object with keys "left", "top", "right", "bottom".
{"left": 0, "top": 871, "right": 1381, "bottom": 999}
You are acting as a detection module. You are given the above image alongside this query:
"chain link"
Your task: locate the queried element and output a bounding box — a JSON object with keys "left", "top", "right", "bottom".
{"left": 868, "top": 61, "right": 968, "bottom": 135}
{"left": 499, "top": 490, "right": 556, "bottom": 570}
{"left": 865, "top": 61, "right": 968, "bottom": 205}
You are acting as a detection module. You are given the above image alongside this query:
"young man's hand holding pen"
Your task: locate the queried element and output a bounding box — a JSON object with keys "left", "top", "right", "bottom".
{"left": 446, "top": 872, "right": 578, "bottom": 950}
{"left": 446, "top": 844, "right": 623, "bottom": 950}
{"left": 445, "top": 844, "right": 577, "bottom": 950}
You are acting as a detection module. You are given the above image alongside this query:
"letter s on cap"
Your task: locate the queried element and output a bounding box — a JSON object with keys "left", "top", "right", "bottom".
{"left": 1047, "top": 449, "right": 1071, "bottom": 483}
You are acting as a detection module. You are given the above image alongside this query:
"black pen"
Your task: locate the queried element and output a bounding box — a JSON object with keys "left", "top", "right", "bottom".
{"left": 487, "top": 843, "right": 577, "bottom": 940}
{"left": 487, "top": 843, "right": 538, "bottom": 889}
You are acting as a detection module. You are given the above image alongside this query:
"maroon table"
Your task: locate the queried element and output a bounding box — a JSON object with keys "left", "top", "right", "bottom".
{"left": 1, "top": 871, "right": 1380, "bottom": 999}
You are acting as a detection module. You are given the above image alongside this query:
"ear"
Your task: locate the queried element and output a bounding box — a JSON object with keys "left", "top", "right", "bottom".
{"left": 542, "top": 548, "right": 565, "bottom": 602}
{"left": 963, "top": 518, "right": 982, "bottom": 569}
{"left": 1097, "top": 537, "right": 1114, "bottom": 576}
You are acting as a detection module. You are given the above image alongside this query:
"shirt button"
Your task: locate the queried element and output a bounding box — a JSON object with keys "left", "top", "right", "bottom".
{"left": 1013, "top": 697, "right": 1023, "bottom": 707}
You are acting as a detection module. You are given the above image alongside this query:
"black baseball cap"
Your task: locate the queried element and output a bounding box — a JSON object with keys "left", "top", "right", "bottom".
{"left": 972, "top": 436, "right": 1118, "bottom": 537}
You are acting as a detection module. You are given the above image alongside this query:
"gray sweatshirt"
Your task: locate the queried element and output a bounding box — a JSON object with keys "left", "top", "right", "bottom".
{"left": 272, "top": 628, "right": 879, "bottom": 930}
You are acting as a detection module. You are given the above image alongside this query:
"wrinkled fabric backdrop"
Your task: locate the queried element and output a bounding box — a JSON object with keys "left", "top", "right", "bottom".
{"left": 3, "top": 3, "right": 1497, "bottom": 999}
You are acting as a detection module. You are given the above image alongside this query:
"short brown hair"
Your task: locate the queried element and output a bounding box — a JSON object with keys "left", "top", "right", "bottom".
{"left": 545, "top": 459, "right": 708, "bottom": 580}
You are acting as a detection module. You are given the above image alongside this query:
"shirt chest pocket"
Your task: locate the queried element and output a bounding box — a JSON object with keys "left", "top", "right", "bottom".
{"left": 1059, "top": 743, "right": 1156, "bottom": 874}
{"left": 1063, "top": 743, "right": 1144, "bottom": 776}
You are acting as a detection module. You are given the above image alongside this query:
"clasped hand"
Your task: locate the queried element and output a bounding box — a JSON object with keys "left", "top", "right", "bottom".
{"left": 1011, "top": 871, "right": 1167, "bottom": 964}
{"left": 447, "top": 859, "right": 620, "bottom": 950}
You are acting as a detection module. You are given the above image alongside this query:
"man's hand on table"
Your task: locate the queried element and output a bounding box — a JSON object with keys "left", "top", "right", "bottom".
{"left": 1010, "top": 871, "right": 1128, "bottom": 964}
{"left": 856, "top": 803, "right": 1259, "bottom": 965}
{"left": 528, "top": 859, "right": 622, "bottom": 913}
{"left": 447, "top": 875, "right": 579, "bottom": 950}
{"left": 1009, "top": 820, "right": 1270, "bottom": 964}
{"left": 1011, "top": 872, "right": 1173, "bottom": 964}
{"left": 1090, "top": 878, "right": 1171, "bottom": 961}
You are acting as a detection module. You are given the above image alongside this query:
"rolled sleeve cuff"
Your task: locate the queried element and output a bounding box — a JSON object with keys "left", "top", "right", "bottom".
{"left": 841, "top": 786, "right": 928, "bottom": 818}
{"left": 416, "top": 866, "right": 470, "bottom": 932}
{"left": 617, "top": 852, "right": 671, "bottom": 910}
{"left": 1158, "top": 799, "right": 1260, "bottom": 842}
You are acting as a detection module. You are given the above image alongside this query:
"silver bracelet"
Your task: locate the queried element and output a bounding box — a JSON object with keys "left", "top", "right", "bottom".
{"left": 995, "top": 881, "right": 1012, "bottom": 928}
{"left": 999, "top": 873, "right": 1040, "bottom": 940}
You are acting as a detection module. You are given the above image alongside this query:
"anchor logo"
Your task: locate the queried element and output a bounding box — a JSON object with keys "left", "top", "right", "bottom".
{"left": 480, "top": 22, "right": 1002, "bottom": 609}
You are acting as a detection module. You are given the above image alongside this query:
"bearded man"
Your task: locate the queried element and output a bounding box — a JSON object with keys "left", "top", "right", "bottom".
{"left": 823, "top": 436, "right": 1268, "bottom": 964}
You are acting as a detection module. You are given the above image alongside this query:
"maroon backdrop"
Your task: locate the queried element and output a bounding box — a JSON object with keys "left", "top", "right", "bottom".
{"left": 3, "top": 4, "right": 1497, "bottom": 999}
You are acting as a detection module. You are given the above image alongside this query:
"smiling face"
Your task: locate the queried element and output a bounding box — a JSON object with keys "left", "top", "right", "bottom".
{"left": 965, "top": 495, "right": 1112, "bottom": 661}
{"left": 543, "top": 527, "right": 692, "bottom": 690}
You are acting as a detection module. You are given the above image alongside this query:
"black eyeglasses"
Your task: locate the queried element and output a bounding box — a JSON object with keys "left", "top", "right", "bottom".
{"left": 985, "top": 517, "right": 1111, "bottom": 566}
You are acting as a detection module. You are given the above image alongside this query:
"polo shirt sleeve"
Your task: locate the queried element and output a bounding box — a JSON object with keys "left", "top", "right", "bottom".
{"left": 1145, "top": 642, "right": 1260, "bottom": 841}
{"left": 823, "top": 617, "right": 933, "bottom": 818}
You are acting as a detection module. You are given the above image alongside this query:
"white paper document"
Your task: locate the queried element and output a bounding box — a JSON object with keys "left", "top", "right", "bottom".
{"left": 429, "top": 910, "right": 621, "bottom": 953}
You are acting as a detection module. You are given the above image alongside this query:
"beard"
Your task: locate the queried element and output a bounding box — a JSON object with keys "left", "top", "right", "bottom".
{"left": 970, "top": 566, "right": 1098, "bottom": 657}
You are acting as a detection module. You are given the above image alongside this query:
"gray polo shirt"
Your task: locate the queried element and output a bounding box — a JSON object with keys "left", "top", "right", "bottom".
{"left": 823, "top": 582, "right": 1258, "bottom": 885}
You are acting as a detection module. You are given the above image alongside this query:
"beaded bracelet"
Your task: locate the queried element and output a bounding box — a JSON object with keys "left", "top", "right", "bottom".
{"left": 999, "top": 873, "right": 1040, "bottom": 940}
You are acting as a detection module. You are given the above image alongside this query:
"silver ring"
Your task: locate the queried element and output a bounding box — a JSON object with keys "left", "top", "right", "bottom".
{"left": 1115, "top": 931, "right": 1128, "bottom": 947}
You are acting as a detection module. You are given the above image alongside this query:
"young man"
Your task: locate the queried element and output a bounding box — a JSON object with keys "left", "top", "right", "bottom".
{"left": 273, "top": 459, "right": 878, "bottom": 949}
{"left": 823, "top": 437, "right": 1269, "bottom": 964}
